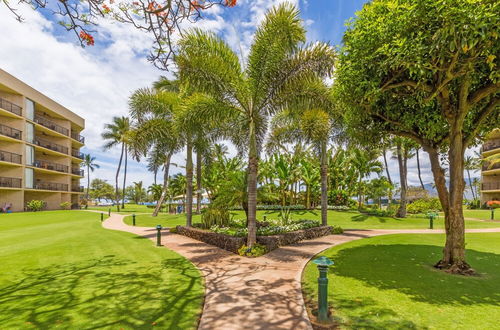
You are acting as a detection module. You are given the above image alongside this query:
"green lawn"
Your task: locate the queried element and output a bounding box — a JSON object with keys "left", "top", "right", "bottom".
{"left": 86, "top": 203, "right": 155, "bottom": 214}
{"left": 0, "top": 211, "right": 203, "bottom": 329}
{"left": 123, "top": 209, "right": 500, "bottom": 229}
{"left": 461, "top": 209, "right": 499, "bottom": 221}
{"left": 302, "top": 233, "right": 500, "bottom": 329}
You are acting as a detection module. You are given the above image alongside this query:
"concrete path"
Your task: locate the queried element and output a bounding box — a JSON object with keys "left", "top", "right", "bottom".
{"left": 100, "top": 213, "right": 500, "bottom": 330}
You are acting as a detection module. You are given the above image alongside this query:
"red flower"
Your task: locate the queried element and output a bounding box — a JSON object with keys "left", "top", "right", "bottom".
{"left": 102, "top": 4, "right": 111, "bottom": 13}
{"left": 487, "top": 200, "right": 500, "bottom": 208}
{"left": 79, "top": 31, "right": 94, "bottom": 46}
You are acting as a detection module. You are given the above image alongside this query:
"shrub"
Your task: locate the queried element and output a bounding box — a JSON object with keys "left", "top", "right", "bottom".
{"left": 169, "top": 227, "right": 178, "bottom": 233}
{"left": 407, "top": 198, "right": 442, "bottom": 214}
{"left": 467, "top": 199, "right": 481, "bottom": 209}
{"left": 332, "top": 225, "right": 344, "bottom": 234}
{"left": 60, "top": 202, "right": 71, "bottom": 210}
{"left": 210, "top": 219, "right": 321, "bottom": 237}
{"left": 26, "top": 200, "right": 45, "bottom": 212}
{"left": 238, "top": 243, "right": 267, "bottom": 257}
{"left": 230, "top": 204, "right": 305, "bottom": 211}
{"left": 201, "top": 207, "right": 231, "bottom": 229}
{"left": 327, "top": 189, "right": 351, "bottom": 206}
{"left": 487, "top": 200, "right": 500, "bottom": 209}
{"left": 279, "top": 207, "right": 292, "bottom": 225}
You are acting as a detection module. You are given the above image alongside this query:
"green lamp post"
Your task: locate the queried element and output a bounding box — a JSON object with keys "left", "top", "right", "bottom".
{"left": 132, "top": 214, "right": 136, "bottom": 226}
{"left": 312, "top": 256, "right": 334, "bottom": 323}
{"left": 427, "top": 211, "right": 438, "bottom": 229}
{"left": 156, "top": 225, "right": 162, "bottom": 246}
{"left": 108, "top": 208, "right": 111, "bottom": 216}
{"left": 100, "top": 213, "right": 104, "bottom": 222}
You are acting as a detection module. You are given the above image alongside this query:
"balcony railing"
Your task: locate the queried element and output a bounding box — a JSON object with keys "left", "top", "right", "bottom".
{"left": 34, "top": 181, "right": 68, "bottom": 191}
{"left": 482, "top": 182, "right": 500, "bottom": 191}
{"left": 72, "top": 168, "right": 84, "bottom": 176}
{"left": 33, "top": 159, "right": 69, "bottom": 173}
{"left": 0, "top": 123, "right": 22, "bottom": 140}
{"left": 0, "top": 150, "right": 22, "bottom": 164}
{"left": 0, "top": 177, "right": 22, "bottom": 188}
{"left": 71, "top": 131, "right": 85, "bottom": 144}
{"left": 34, "top": 115, "right": 69, "bottom": 136}
{"left": 72, "top": 149, "right": 84, "bottom": 159}
{"left": 71, "top": 185, "right": 84, "bottom": 192}
{"left": 482, "top": 162, "right": 500, "bottom": 172}
{"left": 34, "top": 137, "right": 69, "bottom": 154}
{"left": 483, "top": 139, "right": 500, "bottom": 153}
{"left": 0, "top": 97, "right": 22, "bottom": 116}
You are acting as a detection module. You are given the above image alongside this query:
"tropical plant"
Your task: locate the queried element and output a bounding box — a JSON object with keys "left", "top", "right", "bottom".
{"left": 176, "top": 3, "right": 335, "bottom": 246}
{"left": 148, "top": 183, "right": 163, "bottom": 202}
{"left": 102, "top": 116, "right": 132, "bottom": 211}
{"left": 81, "top": 154, "right": 100, "bottom": 204}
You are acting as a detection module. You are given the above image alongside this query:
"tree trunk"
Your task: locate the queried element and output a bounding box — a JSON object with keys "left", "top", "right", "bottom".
{"left": 186, "top": 141, "right": 194, "bottom": 227}
{"left": 86, "top": 166, "right": 90, "bottom": 201}
{"left": 246, "top": 121, "right": 258, "bottom": 247}
{"left": 395, "top": 143, "right": 407, "bottom": 218}
{"left": 154, "top": 168, "right": 157, "bottom": 185}
{"left": 196, "top": 151, "right": 202, "bottom": 214}
{"left": 357, "top": 176, "right": 363, "bottom": 209}
{"left": 115, "top": 143, "right": 124, "bottom": 212}
{"left": 305, "top": 185, "right": 310, "bottom": 209}
{"left": 320, "top": 140, "right": 328, "bottom": 226}
{"left": 425, "top": 134, "right": 472, "bottom": 274}
{"left": 122, "top": 145, "right": 128, "bottom": 209}
{"left": 152, "top": 154, "right": 171, "bottom": 217}
{"left": 383, "top": 147, "right": 392, "bottom": 185}
{"left": 416, "top": 147, "right": 425, "bottom": 190}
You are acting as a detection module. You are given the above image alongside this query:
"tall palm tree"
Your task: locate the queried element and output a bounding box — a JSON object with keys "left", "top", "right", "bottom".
{"left": 81, "top": 154, "right": 100, "bottom": 205}
{"left": 102, "top": 116, "right": 132, "bottom": 212}
{"left": 391, "top": 137, "right": 417, "bottom": 218}
{"left": 415, "top": 147, "right": 425, "bottom": 190}
{"left": 464, "top": 155, "right": 480, "bottom": 200}
{"left": 176, "top": 3, "right": 335, "bottom": 245}
{"left": 351, "top": 148, "right": 383, "bottom": 209}
{"left": 128, "top": 81, "right": 182, "bottom": 217}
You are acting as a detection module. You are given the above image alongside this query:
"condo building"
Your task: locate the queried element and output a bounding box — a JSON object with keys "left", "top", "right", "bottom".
{"left": 481, "top": 128, "right": 500, "bottom": 205}
{"left": 0, "top": 69, "right": 85, "bottom": 212}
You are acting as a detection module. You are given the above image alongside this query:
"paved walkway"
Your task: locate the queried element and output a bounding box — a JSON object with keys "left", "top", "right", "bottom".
{"left": 100, "top": 213, "right": 500, "bottom": 330}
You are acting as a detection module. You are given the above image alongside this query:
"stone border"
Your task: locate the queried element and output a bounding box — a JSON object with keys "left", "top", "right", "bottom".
{"left": 176, "top": 225, "right": 333, "bottom": 254}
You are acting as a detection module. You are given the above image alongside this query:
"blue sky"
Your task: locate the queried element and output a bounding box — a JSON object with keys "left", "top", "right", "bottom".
{"left": 0, "top": 0, "right": 477, "bottom": 189}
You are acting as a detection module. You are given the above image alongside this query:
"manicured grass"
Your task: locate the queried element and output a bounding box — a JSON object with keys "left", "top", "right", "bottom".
{"left": 302, "top": 233, "right": 500, "bottom": 329}
{"left": 0, "top": 211, "right": 203, "bottom": 329}
{"left": 86, "top": 203, "right": 155, "bottom": 214}
{"left": 462, "top": 209, "right": 499, "bottom": 221}
{"left": 124, "top": 209, "right": 500, "bottom": 229}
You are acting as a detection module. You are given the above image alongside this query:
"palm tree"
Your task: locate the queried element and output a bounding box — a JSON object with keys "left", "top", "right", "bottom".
{"left": 464, "top": 155, "right": 480, "bottom": 200}
{"left": 148, "top": 183, "right": 163, "bottom": 202}
{"left": 351, "top": 148, "right": 383, "bottom": 209}
{"left": 128, "top": 81, "right": 182, "bottom": 217}
{"left": 102, "top": 116, "right": 132, "bottom": 212}
{"left": 416, "top": 147, "right": 425, "bottom": 190}
{"left": 391, "top": 137, "right": 417, "bottom": 218}
{"left": 81, "top": 154, "right": 100, "bottom": 206}
{"left": 176, "top": 3, "right": 335, "bottom": 245}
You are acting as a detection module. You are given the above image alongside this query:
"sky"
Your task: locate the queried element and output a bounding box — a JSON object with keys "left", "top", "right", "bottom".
{"left": 0, "top": 0, "right": 479, "bottom": 190}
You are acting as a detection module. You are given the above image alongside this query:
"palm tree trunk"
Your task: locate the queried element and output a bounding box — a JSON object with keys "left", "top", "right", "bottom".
{"left": 358, "top": 176, "right": 363, "bottom": 209}
{"left": 154, "top": 168, "right": 157, "bottom": 185}
{"left": 396, "top": 143, "right": 407, "bottom": 218}
{"left": 467, "top": 169, "right": 475, "bottom": 200}
{"left": 122, "top": 144, "right": 128, "bottom": 209}
{"left": 186, "top": 140, "right": 194, "bottom": 227}
{"left": 196, "top": 150, "right": 202, "bottom": 214}
{"left": 383, "top": 147, "right": 392, "bottom": 185}
{"left": 153, "top": 154, "right": 171, "bottom": 217}
{"left": 86, "top": 165, "right": 90, "bottom": 201}
{"left": 115, "top": 143, "right": 125, "bottom": 212}
{"left": 320, "top": 140, "right": 328, "bottom": 226}
{"left": 416, "top": 147, "right": 425, "bottom": 190}
{"left": 246, "top": 121, "right": 258, "bottom": 247}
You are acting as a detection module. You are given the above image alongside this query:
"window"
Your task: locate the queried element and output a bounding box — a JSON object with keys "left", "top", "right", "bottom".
{"left": 26, "top": 122, "right": 34, "bottom": 144}
{"left": 25, "top": 145, "right": 34, "bottom": 165}
{"left": 25, "top": 168, "right": 34, "bottom": 189}
{"left": 26, "top": 99, "right": 35, "bottom": 120}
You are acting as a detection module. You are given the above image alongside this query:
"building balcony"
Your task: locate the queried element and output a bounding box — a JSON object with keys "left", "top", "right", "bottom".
{"left": 72, "top": 167, "right": 84, "bottom": 176}
{"left": 0, "top": 150, "right": 22, "bottom": 164}
{"left": 34, "top": 114, "right": 69, "bottom": 136}
{"left": 0, "top": 176, "right": 22, "bottom": 188}
{"left": 33, "top": 137, "right": 69, "bottom": 155}
{"left": 32, "top": 159, "right": 69, "bottom": 173}
{"left": 483, "top": 139, "right": 500, "bottom": 153}
{"left": 0, "top": 123, "right": 22, "bottom": 140}
{"left": 482, "top": 162, "right": 500, "bottom": 172}
{"left": 72, "top": 149, "right": 84, "bottom": 159}
{"left": 71, "top": 185, "right": 84, "bottom": 192}
{"left": 0, "top": 97, "right": 22, "bottom": 117}
{"left": 34, "top": 181, "right": 68, "bottom": 192}
{"left": 482, "top": 182, "right": 500, "bottom": 191}
{"left": 71, "top": 131, "right": 85, "bottom": 144}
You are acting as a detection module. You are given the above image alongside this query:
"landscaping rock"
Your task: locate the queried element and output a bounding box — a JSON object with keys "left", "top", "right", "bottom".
{"left": 176, "top": 225, "right": 333, "bottom": 254}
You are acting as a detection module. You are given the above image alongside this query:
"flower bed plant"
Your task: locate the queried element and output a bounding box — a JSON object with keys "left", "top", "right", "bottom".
{"left": 210, "top": 219, "right": 321, "bottom": 237}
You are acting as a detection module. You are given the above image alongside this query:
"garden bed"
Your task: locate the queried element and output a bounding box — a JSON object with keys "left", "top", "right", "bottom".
{"left": 175, "top": 225, "right": 334, "bottom": 255}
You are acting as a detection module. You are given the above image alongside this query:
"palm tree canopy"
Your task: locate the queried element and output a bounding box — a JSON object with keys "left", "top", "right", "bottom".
{"left": 101, "top": 116, "right": 133, "bottom": 150}
{"left": 81, "top": 154, "right": 100, "bottom": 171}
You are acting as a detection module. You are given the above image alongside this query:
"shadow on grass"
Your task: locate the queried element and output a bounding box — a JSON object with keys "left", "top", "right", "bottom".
{"left": 0, "top": 255, "right": 202, "bottom": 329}
{"left": 329, "top": 244, "right": 500, "bottom": 306}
